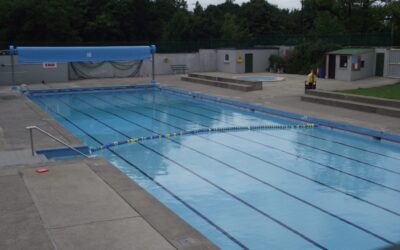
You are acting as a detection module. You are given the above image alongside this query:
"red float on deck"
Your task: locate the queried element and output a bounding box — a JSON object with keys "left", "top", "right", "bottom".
{"left": 35, "top": 168, "right": 49, "bottom": 173}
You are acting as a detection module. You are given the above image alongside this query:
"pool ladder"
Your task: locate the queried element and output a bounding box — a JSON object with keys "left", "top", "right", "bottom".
{"left": 26, "top": 126, "right": 92, "bottom": 158}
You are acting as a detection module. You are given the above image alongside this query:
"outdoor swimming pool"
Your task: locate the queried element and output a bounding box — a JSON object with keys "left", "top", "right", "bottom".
{"left": 238, "top": 75, "right": 284, "bottom": 82}
{"left": 29, "top": 85, "right": 400, "bottom": 249}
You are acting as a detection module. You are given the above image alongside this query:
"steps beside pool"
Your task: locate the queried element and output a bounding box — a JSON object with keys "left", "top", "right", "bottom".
{"left": 181, "top": 73, "right": 262, "bottom": 92}
{"left": 301, "top": 90, "right": 400, "bottom": 117}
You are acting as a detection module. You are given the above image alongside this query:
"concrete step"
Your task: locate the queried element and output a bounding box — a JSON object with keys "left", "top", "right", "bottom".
{"left": 188, "top": 73, "right": 261, "bottom": 87}
{"left": 305, "top": 90, "right": 400, "bottom": 109}
{"left": 182, "top": 76, "right": 261, "bottom": 91}
{"left": 301, "top": 95, "right": 400, "bottom": 118}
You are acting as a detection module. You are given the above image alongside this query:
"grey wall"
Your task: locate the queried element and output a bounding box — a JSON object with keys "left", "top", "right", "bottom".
{"left": 384, "top": 49, "right": 390, "bottom": 77}
{"left": 350, "top": 51, "right": 374, "bottom": 81}
{"left": 0, "top": 46, "right": 294, "bottom": 85}
{"left": 216, "top": 49, "right": 279, "bottom": 74}
{"left": 199, "top": 49, "right": 217, "bottom": 72}
{"left": 386, "top": 49, "right": 400, "bottom": 78}
{"left": 334, "top": 51, "right": 375, "bottom": 81}
{"left": 335, "top": 55, "right": 351, "bottom": 81}
{"left": 216, "top": 50, "right": 237, "bottom": 74}
{"left": 0, "top": 55, "right": 69, "bottom": 86}
{"left": 278, "top": 46, "right": 293, "bottom": 58}
{"left": 139, "top": 50, "right": 217, "bottom": 76}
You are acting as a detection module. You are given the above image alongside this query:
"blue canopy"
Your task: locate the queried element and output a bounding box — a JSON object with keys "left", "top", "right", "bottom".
{"left": 12, "top": 45, "right": 156, "bottom": 64}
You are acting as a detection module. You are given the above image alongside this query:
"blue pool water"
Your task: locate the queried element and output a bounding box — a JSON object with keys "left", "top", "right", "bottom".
{"left": 239, "top": 76, "right": 282, "bottom": 81}
{"left": 30, "top": 87, "right": 400, "bottom": 249}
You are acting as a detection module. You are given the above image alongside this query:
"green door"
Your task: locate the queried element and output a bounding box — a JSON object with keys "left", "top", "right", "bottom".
{"left": 375, "top": 53, "right": 384, "bottom": 77}
{"left": 245, "top": 53, "right": 253, "bottom": 73}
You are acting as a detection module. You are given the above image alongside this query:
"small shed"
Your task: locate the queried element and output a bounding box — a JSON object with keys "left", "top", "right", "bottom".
{"left": 326, "top": 48, "right": 375, "bottom": 81}
{"left": 216, "top": 48, "right": 279, "bottom": 74}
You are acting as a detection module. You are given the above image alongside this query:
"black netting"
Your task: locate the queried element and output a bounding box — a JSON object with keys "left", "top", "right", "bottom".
{"left": 69, "top": 60, "right": 143, "bottom": 79}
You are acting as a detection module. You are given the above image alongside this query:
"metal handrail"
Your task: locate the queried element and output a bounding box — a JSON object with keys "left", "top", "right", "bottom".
{"left": 26, "top": 126, "right": 91, "bottom": 158}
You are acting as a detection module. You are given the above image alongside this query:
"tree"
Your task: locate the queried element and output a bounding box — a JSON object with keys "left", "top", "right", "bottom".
{"left": 162, "top": 10, "right": 192, "bottom": 41}
{"left": 220, "top": 13, "right": 245, "bottom": 41}
{"left": 0, "top": 0, "right": 398, "bottom": 49}
{"left": 0, "top": 0, "right": 79, "bottom": 44}
{"left": 239, "top": 0, "right": 282, "bottom": 38}
{"left": 285, "top": 41, "right": 341, "bottom": 74}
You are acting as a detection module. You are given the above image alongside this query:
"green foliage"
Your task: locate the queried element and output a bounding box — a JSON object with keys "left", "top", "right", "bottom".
{"left": 268, "top": 54, "right": 285, "bottom": 70}
{"left": 0, "top": 0, "right": 398, "bottom": 48}
{"left": 284, "top": 41, "right": 341, "bottom": 74}
{"left": 239, "top": 0, "right": 283, "bottom": 37}
{"left": 220, "top": 13, "right": 245, "bottom": 41}
{"left": 162, "top": 10, "right": 192, "bottom": 41}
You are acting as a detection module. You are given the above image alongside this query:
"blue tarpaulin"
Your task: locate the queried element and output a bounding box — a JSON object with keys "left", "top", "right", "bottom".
{"left": 13, "top": 46, "right": 155, "bottom": 63}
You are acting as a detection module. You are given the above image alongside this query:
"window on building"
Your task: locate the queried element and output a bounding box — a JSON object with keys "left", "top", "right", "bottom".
{"left": 351, "top": 55, "right": 364, "bottom": 71}
{"left": 224, "top": 54, "right": 230, "bottom": 62}
{"left": 340, "top": 55, "right": 348, "bottom": 68}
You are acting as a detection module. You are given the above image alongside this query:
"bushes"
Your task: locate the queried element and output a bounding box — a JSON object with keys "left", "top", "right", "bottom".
{"left": 277, "top": 41, "right": 341, "bottom": 74}
{"left": 268, "top": 54, "right": 285, "bottom": 72}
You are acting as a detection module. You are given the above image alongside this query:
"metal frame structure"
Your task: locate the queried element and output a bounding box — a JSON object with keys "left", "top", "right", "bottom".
{"left": 8, "top": 45, "right": 157, "bottom": 85}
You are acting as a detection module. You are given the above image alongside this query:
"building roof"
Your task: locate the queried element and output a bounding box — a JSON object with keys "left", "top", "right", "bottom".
{"left": 328, "top": 48, "right": 373, "bottom": 55}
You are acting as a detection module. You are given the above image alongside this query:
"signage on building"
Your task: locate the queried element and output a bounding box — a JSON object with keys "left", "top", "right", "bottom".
{"left": 43, "top": 62, "right": 57, "bottom": 69}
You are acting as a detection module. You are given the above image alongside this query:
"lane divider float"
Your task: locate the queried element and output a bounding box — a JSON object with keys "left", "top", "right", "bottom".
{"left": 90, "top": 123, "right": 316, "bottom": 153}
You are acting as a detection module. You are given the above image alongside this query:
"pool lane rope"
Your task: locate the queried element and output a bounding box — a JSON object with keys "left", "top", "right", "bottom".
{"left": 90, "top": 123, "right": 316, "bottom": 153}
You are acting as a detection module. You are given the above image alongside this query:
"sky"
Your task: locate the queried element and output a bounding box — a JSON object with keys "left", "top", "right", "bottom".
{"left": 187, "top": 0, "right": 302, "bottom": 10}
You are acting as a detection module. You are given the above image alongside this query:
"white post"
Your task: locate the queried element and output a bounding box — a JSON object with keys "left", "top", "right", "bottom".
{"left": 150, "top": 45, "right": 156, "bottom": 84}
{"left": 9, "top": 45, "right": 15, "bottom": 85}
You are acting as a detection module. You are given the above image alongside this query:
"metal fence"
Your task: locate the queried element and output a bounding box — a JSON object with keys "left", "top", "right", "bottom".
{"left": 1, "top": 33, "right": 398, "bottom": 53}
{"left": 156, "top": 33, "right": 398, "bottom": 53}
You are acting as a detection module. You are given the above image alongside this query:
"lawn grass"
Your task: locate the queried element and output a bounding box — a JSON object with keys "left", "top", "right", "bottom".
{"left": 337, "top": 82, "right": 400, "bottom": 100}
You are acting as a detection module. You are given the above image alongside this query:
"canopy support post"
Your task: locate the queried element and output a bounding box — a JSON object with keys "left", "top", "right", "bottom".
{"left": 9, "top": 45, "right": 15, "bottom": 85}
{"left": 150, "top": 45, "right": 156, "bottom": 84}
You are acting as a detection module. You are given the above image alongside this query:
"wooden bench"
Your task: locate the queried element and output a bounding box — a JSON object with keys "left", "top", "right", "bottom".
{"left": 171, "top": 64, "right": 188, "bottom": 74}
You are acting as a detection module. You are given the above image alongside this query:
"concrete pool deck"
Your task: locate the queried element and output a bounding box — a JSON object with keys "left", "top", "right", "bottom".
{"left": 0, "top": 72, "right": 399, "bottom": 249}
